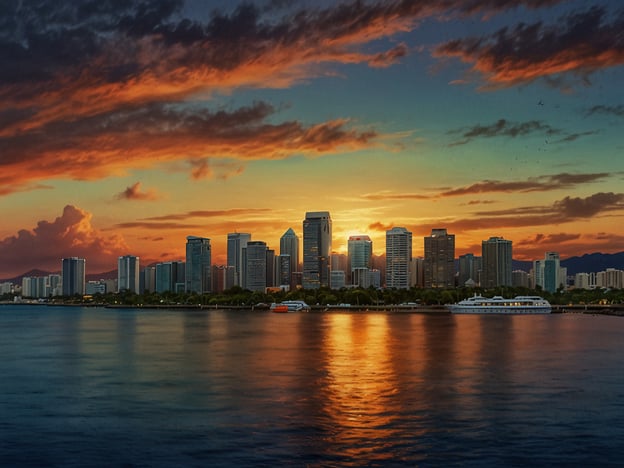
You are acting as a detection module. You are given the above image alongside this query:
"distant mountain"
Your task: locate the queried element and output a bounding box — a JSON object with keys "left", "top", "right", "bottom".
{"left": 1, "top": 269, "right": 118, "bottom": 284}
{"left": 512, "top": 260, "right": 533, "bottom": 272}
{"left": 1, "top": 269, "right": 56, "bottom": 285}
{"left": 512, "top": 252, "right": 624, "bottom": 275}
{"left": 561, "top": 252, "right": 624, "bottom": 275}
{"left": 86, "top": 270, "right": 118, "bottom": 281}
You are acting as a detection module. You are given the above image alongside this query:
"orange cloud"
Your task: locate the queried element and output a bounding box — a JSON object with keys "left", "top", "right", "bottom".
{"left": 0, "top": 205, "right": 129, "bottom": 278}
{"left": 0, "top": 0, "right": 577, "bottom": 197}
{"left": 0, "top": 101, "right": 377, "bottom": 195}
{"left": 435, "top": 6, "right": 624, "bottom": 89}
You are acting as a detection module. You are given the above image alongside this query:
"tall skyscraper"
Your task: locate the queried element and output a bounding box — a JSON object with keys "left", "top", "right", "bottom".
{"left": 302, "top": 211, "right": 332, "bottom": 289}
{"left": 424, "top": 228, "right": 455, "bottom": 288}
{"left": 185, "top": 236, "right": 211, "bottom": 294}
{"left": 118, "top": 255, "right": 140, "bottom": 294}
{"left": 458, "top": 253, "right": 481, "bottom": 287}
{"left": 534, "top": 252, "right": 564, "bottom": 293}
{"left": 348, "top": 235, "right": 372, "bottom": 284}
{"left": 245, "top": 241, "right": 267, "bottom": 292}
{"left": 481, "top": 237, "right": 512, "bottom": 288}
{"left": 62, "top": 257, "right": 85, "bottom": 296}
{"left": 155, "top": 261, "right": 185, "bottom": 293}
{"left": 142, "top": 266, "right": 156, "bottom": 294}
{"left": 276, "top": 254, "right": 291, "bottom": 288}
{"left": 385, "top": 227, "right": 412, "bottom": 289}
{"left": 280, "top": 228, "right": 299, "bottom": 277}
{"left": 227, "top": 232, "right": 251, "bottom": 288}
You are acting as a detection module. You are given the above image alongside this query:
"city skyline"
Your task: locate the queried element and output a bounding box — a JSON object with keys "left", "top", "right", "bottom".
{"left": 1, "top": 0, "right": 623, "bottom": 278}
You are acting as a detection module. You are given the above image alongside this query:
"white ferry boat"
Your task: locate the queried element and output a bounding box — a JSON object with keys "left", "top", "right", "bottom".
{"left": 270, "top": 300, "right": 311, "bottom": 313}
{"left": 448, "top": 295, "right": 551, "bottom": 314}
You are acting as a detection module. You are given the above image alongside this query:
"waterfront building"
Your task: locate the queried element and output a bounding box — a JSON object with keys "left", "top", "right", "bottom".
{"left": 266, "top": 248, "right": 275, "bottom": 288}
{"left": 227, "top": 232, "right": 251, "bottom": 289}
{"left": 370, "top": 269, "right": 382, "bottom": 289}
{"left": 85, "top": 280, "right": 107, "bottom": 295}
{"left": 424, "top": 229, "right": 455, "bottom": 288}
{"left": 62, "top": 257, "right": 86, "bottom": 296}
{"left": 118, "top": 255, "right": 140, "bottom": 294}
{"left": 185, "top": 236, "right": 211, "bottom": 294}
{"left": 330, "top": 270, "right": 346, "bottom": 290}
{"left": 211, "top": 265, "right": 227, "bottom": 293}
{"left": 458, "top": 253, "right": 481, "bottom": 287}
{"left": 352, "top": 267, "right": 371, "bottom": 288}
{"left": 280, "top": 228, "right": 299, "bottom": 287}
{"left": 574, "top": 272, "right": 595, "bottom": 290}
{"left": 276, "top": 254, "right": 291, "bottom": 288}
{"left": 141, "top": 266, "right": 156, "bottom": 294}
{"left": 348, "top": 235, "right": 372, "bottom": 284}
{"left": 597, "top": 268, "right": 624, "bottom": 289}
{"left": 303, "top": 211, "right": 332, "bottom": 289}
{"left": 331, "top": 252, "right": 347, "bottom": 279}
{"left": 155, "top": 261, "right": 185, "bottom": 293}
{"left": 534, "top": 252, "right": 566, "bottom": 293}
{"left": 512, "top": 270, "right": 529, "bottom": 288}
{"left": 481, "top": 237, "right": 512, "bottom": 288}
{"left": 22, "top": 276, "right": 48, "bottom": 298}
{"left": 410, "top": 257, "right": 424, "bottom": 288}
{"left": 48, "top": 274, "right": 62, "bottom": 296}
{"left": 385, "top": 227, "right": 412, "bottom": 289}
{"left": 245, "top": 241, "right": 268, "bottom": 292}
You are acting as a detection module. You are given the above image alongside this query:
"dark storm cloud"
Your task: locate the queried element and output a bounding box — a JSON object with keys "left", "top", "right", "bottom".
{"left": 448, "top": 119, "right": 596, "bottom": 146}
{"left": 435, "top": 5, "right": 624, "bottom": 88}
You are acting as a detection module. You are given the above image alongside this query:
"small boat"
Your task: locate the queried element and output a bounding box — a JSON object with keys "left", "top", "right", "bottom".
{"left": 447, "top": 295, "right": 551, "bottom": 314}
{"left": 270, "top": 300, "right": 311, "bottom": 313}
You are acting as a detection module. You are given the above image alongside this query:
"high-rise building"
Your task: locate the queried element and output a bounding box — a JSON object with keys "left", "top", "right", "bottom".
{"left": 458, "top": 253, "right": 481, "bottom": 287}
{"left": 534, "top": 252, "right": 565, "bottom": 293}
{"left": 424, "top": 229, "right": 455, "bottom": 288}
{"left": 331, "top": 252, "right": 347, "bottom": 275}
{"left": 352, "top": 267, "right": 371, "bottom": 288}
{"left": 141, "top": 266, "right": 156, "bottom": 294}
{"left": 385, "top": 227, "right": 412, "bottom": 289}
{"left": 512, "top": 270, "right": 529, "bottom": 288}
{"left": 118, "top": 255, "right": 140, "bottom": 294}
{"left": 211, "top": 265, "right": 227, "bottom": 293}
{"left": 227, "top": 232, "right": 251, "bottom": 288}
{"left": 280, "top": 228, "right": 299, "bottom": 284}
{"left": 330, "top": 270, "right": 346, "bottom": 289}
{"left": 348, "top": 235, "right": 372, "bottom": 284}
{"left": 185, "top": 236, "right": 211, "bottom": 294}
{"left": 481, "top": 237, "right": 512, "bottom": 288}
{"left": 155, "top": 261, "right": 185, "bottom": 293}
{"left": 276, "top": 254, "right": 291, "bottom": 288}
{"left": 245, "top": 241, "right": 268, "bottom": 292}
{"left": 302, "top": 211, "right": 332, "bottom": 289}
{"left": 48, "top": 274, "right": 62, "bottom": 296}
{"left": 410, "top": 257, "right": 424, "bottom": 288}
{"left": 22, "top": 276, "right": 48, "bottom": 298}
{"left": 62, "top": 257, "right": 86, "bottom": 296}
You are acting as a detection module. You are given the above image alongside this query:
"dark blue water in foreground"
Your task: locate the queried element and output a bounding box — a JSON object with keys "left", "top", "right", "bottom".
{"left": 1, "top": 306, "right": 623, "bottom": 467}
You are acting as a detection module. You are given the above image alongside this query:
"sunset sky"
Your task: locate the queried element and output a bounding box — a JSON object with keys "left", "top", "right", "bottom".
{"left": 1, "top": 0, "right": 623, "bottom": 277}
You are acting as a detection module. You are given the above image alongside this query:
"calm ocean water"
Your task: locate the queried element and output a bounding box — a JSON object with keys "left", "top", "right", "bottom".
{"left": 1, "top": 305, "right": 623, "bottom": 467}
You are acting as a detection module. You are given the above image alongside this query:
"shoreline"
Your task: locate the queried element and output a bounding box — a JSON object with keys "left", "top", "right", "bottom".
{"left": 2, "top": 301, "right": 623, "bottom": 316}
